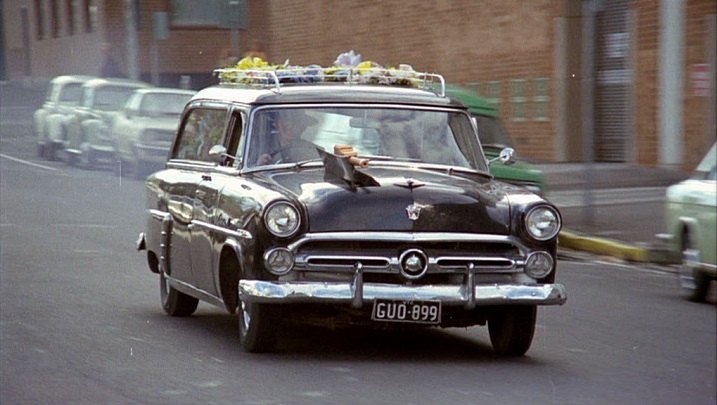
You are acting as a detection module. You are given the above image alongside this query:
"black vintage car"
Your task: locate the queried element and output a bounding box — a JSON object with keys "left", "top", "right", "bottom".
{"left": 138, "top": 65, "right": 566, "bottom": 356}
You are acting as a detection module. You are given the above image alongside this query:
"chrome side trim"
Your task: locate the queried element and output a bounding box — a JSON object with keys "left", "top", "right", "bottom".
{"left": 191, "top": 219, "right": 252, "bottom": 240}
{"left": 149, "top": 209, "right": 170, "bottom": 221}
{"left": 136, "top": 232, "right": 146, "bottom": 251}
{"left": 166, "top": 274, "right": 225, "bottom": 309}
{"left": 239, "top": 280, "right": 567, "bottom": 307}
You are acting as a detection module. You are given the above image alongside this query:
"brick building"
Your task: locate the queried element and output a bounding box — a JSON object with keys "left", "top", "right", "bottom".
{"left": 2, "top": 0, "right": 715, "bottom": 169}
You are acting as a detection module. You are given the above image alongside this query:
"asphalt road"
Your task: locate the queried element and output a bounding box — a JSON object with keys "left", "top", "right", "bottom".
{"left": 1, "top": 130, "right": 716, "bottom": 405}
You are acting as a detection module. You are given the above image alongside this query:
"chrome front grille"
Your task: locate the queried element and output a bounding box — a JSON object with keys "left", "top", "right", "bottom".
{"left": 288, "top": 232, "right": 525, "bottom": 280}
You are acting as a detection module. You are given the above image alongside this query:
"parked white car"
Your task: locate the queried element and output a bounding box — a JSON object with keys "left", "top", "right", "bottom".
{"left": 59, "top": 78, "right": 150, "bottom": 166}
{"left": 33, "top": 75, "right": 94, "bottom": 159}
{"left": 112, "top": 87, "right": 195, "bottom": 178}
{"left": 665, "top": 142, "right": 717, "bottom": 302}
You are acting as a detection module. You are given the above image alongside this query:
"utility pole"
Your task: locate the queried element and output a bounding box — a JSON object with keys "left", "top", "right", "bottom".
{"left": 581, "top": 0, "right": 596, "bottom": 226}
{"left": 226, "top": 0, "right": 248, "bottom": 58}
{"left": 125, "top": 0, "right": 140, "bottom": 80}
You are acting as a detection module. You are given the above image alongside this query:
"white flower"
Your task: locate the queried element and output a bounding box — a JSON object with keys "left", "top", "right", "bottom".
{"left": 334, "top": 50, "right": 362, "bottom": 67}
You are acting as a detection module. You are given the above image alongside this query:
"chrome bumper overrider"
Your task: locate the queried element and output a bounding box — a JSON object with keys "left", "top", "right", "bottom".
{"left": 239, "top": 280, "right": 567, "bottom": 308}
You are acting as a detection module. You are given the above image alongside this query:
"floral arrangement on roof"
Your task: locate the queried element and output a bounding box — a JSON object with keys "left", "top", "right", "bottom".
{"left": 216, "top": 50, "right": 428, "bottom": 89}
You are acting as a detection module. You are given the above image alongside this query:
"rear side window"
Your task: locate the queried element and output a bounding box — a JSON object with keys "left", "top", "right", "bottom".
{"left": 173, "top": 108, "right": 229, "bottom": 162}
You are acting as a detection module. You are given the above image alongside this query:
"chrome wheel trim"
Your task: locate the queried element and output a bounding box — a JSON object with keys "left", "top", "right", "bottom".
{"left": 678, "top": 248, "right": 699, "bottom": 291}
{"left": 160, "top": 273, "right": 171, "bottom": 305}
{"left": 241, "top": 301, "right": 251, "bottom": 332}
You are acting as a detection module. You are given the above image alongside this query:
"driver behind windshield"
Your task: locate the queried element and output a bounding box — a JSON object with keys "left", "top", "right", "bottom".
{"left": 255, "top": 109, "right": 319, "bottom": 165}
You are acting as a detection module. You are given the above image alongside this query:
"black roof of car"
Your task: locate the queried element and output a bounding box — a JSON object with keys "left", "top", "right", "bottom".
{"left": 191, "top": 84, "right": 468, "bottom": 110}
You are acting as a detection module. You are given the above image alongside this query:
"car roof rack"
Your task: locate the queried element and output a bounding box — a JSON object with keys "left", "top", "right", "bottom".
{"left": 213, "top": 66, "right": 446, "bottom": 97}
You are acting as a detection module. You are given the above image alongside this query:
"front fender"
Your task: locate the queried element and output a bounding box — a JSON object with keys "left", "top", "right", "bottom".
{"left": 81, "top": 119, "right": 110, "bottom": 146}
{"left": 46, "top": 114, "right": 68, "bottom": 142}
{"left": 218, "top": 238, "right": 249, "bottom": 313}
{"left": 33, "top": 108, "right": 49, "bottom": 140}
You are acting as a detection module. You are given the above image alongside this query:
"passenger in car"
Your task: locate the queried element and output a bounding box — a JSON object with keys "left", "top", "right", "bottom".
{"left": 378, "top": 119, "right": 419, "bottom": 159}
{"left": 256, "top": 109, "right": 319, "bottom": 165}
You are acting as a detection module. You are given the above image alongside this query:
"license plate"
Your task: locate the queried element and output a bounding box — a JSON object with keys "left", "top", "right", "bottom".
{"left": 371, "top": 299, "right": 441, "bottom": 325}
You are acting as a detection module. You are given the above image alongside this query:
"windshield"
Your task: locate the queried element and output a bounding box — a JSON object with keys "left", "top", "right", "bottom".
{"left": 139, "top": 93, "right": 192, "bottom": 116}
{"left": 58, "top": 83, "right": 83, "bottom": 103}
{"left": 90, "top": 86, "right": 139, "bottom": 111}
{"left": 246, "top": 106, "right": 488, "bottom": 172}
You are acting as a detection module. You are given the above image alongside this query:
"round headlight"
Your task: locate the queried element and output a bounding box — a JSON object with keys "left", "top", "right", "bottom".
{"left": 264, "top": 201, "right": 300, "bottom": 238}
{"left": 264, "top": 248, "right": 295, "bottom": 275}
{"left": 525, "top": 251, "right": 554, "bottom": 279}
{"left": 525, "top": 205, "right": 561, "bottom": 241}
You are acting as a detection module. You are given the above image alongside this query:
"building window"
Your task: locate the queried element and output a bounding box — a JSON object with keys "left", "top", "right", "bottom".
{"left": 487, "top": 81, "right": 501, "bottom": 109}
{"left": 171, "top": 0, "right": 226, "bottom": 27}
{"left": 533, "top": 78, "right": 549, "bottom": 121}
{"left": 34, "top": 0, "right": 45, "bottom": 40}
{"left": 466, "top": 81, "right": 481, "bottom": 96}
{"left": 50, "top": 0, "right": 59, "bottom": 38}
{"left": 510, "top": 79, "right": 527, "bottom": 121}
{"left": 82, "top": 0, "right": 97, "bottom": 33}
{"left": 67, "top": 0, "right": 75, "bottom": 35}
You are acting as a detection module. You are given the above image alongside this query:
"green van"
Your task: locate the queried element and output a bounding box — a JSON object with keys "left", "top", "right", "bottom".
{"left": 446, "top": 86, "right": 546, "bottom": 195}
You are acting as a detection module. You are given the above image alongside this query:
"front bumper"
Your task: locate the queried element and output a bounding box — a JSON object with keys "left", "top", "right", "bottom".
{"left": 239, "top": 280, "right": 567, "bottom": 308}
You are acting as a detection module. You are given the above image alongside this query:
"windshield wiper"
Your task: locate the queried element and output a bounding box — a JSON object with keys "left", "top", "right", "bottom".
{"left": 292, "top": 159, "right": 324, "bottom": 169}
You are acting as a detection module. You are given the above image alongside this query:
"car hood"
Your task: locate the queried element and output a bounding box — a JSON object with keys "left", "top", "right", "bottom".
{"left": 259, "top": 166, "right": 513, "bottom": 234}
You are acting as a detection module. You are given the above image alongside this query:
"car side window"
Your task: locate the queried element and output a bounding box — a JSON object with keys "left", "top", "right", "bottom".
{"left": 123, "top": 93, "right": 141, "bottom": 115}
{"left": 173, "top": 107, "right": 229, "bottom": 162}
{"left": 226, "top": 110, "right": 245, "bottom": 167}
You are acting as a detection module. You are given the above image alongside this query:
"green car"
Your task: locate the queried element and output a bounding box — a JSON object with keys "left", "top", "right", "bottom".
{"left": 665, "top": 142, "right": 716, "bottom": 302}
{"left": 446, "top": 86, "right": 546, "bottom": 195}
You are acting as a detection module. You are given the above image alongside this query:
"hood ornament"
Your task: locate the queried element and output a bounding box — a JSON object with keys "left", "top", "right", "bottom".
{"left": 395, "top": 178, "right": 425, "bottom": 190}
{"left": 405, "top": 203, "right": 422, "bottom": 221}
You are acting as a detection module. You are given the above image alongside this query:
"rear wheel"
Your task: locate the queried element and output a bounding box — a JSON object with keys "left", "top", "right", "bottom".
{"left": 46, "top": 144, "right": 57, "bottom": 161}
{"left": 679, "top": 231, "right": 709, "bottom": 302}
{"left": 488, "top": 306, "right": 537, "bottom": 356}
{"left": 66, "top": 152, "right": 78, "bottom": 166}
{"left": 87, "top": 149, "right": 98, "bottom": 169}
{"left": 160, "top": 272, "right": 198, "bottom": 317}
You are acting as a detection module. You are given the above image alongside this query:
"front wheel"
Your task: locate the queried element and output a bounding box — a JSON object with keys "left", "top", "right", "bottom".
{"left": 238, "top": 298, "right": 278, "bottom": 353}
{"left": 488, "top": 306, "right": 537, "bottom": 356}
{"left": 160, "top": 272, "right": 198, "bottom": 317}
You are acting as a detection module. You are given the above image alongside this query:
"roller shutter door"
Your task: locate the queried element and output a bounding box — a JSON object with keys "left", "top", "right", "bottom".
{"left": 594, "top": 0, "right": 633, "bottom": 162}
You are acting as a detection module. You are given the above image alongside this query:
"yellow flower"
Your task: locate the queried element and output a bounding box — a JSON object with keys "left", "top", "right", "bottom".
{"left": 236, "top": 56, "right": 269, "bottom": 70}
{"left": 357, "top": 61, "right": 381, "bottom": 74}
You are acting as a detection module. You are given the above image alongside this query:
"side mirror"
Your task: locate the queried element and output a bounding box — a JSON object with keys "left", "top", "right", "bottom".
{"left": 488, "top": 147, "right": 516, "bottom": 166}
{"left": 208, "top": 144, "right": 237, "bottom": 166}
